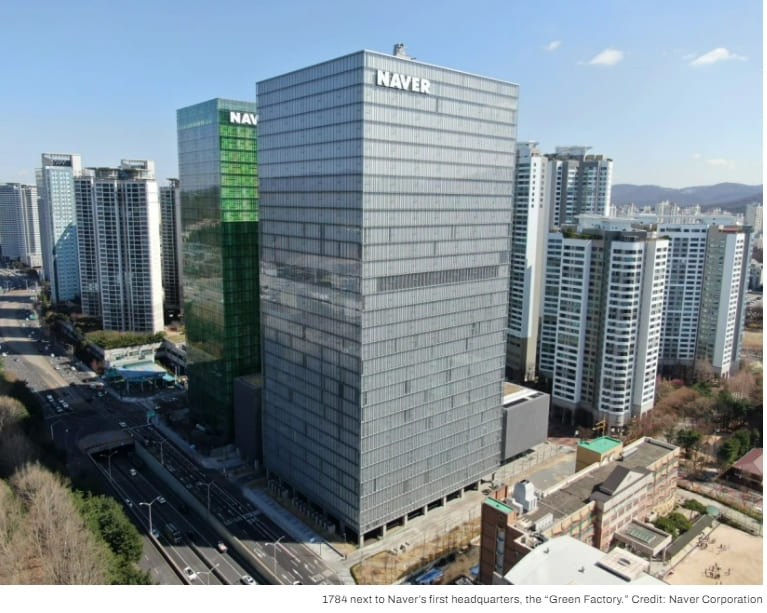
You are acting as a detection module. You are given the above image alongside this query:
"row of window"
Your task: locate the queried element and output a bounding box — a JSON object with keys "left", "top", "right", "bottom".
{"left": 376, "top": 265, "right": 499, "bottom": 292}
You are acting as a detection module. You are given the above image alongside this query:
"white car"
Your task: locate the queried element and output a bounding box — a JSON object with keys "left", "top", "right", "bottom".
{"left": 240, "top": 575, "right": 255, "bottom": 585}
{"left": 129, "top": 468, "right": 137, "bottom": 477}
{"left": 157, "top": 496, "right": 166, "bottom": 504}
{"left": 217, "top": 541, "right": 228, "bottom": 553}
{"left": 184, "top": 567, "right": 198, "bottom": 581}
{"left": 118, "top": 421, "right": 128, "bottom": 428}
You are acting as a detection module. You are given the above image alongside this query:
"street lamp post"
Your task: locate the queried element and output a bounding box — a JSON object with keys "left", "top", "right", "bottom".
{"left": 139, "top": 496, "right": 161, "bottom": 537}
{"left": 310, "top": 537, "right": 323, "bottom": 557}
{"left": 49, "top": 419, "right": 67, "bottom": 442}
{"left": 105, "top": 449, "right": 118, "bottom": 480}
{"left": 265, "top": 535, "right": 285, "bottom": 575}
{"left": 197, "top": 563, "right": 220, "bottom": 585}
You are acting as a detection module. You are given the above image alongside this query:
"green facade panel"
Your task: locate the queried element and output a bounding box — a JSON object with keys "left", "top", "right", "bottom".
{"left": 177, "top": 98, "right": 260, "bottom": 439}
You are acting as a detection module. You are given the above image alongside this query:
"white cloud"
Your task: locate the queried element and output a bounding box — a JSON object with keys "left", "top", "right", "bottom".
{"left": 706, "top": 158, "right": 736, "bottom": 168}
{"left": 690, "top": 47, "right": 747, "bottom": 66}
{"left": 543, "top": 40, "right": 561, "bottom": 52}
{"left": 587, "top": 48, "right": 624, "bottom": 66}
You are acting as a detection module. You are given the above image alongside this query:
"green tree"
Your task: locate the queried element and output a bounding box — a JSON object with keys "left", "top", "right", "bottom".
{"left": 682, "top": 499, "right": 708, "bottom": 515}
{"left": 74, "top": 492, "right": 143, "bottom": 562}
{"left": 717, "top": 437, "right": 742, "bottom": 466}
{"left": 653, "top": 512, "right": 693, "bottom": 538}
{"left": 675, "top": 429, "right": 702, "bottom": 459}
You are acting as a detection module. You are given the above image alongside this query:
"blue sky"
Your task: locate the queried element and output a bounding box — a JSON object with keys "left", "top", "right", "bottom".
{"left": 0, "top": 0, "right": 761, "bottom": 188}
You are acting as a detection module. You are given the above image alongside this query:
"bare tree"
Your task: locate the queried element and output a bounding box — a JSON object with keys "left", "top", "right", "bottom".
{"left": 726, "top": 368, "right": 756, "bottom": 401}
{"left": 10, "top": 464, "right": 109, "bottom": 584}
{"left": 0, "top": 395, "right": 39, "bottom": 477}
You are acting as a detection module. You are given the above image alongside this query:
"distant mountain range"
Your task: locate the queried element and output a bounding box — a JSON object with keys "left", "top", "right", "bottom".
{"left": 612, "top": 183, "right": 763, "bottom": 212}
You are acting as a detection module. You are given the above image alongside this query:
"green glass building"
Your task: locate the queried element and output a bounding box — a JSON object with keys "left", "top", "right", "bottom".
{"left": 177, "top": 98, "right": 260, "bottom": 439}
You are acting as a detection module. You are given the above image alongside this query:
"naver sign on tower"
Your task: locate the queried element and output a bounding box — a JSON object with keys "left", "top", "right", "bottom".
{"left": 376, "top": 70, "right": 431, "bottom": 94}
{"left": 229, "top": 111, "right": 258, "bottom": 125}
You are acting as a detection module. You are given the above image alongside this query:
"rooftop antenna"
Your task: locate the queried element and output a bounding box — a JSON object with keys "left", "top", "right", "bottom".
{"left": 393, "top": 43, "right": 412, "bottom": 59}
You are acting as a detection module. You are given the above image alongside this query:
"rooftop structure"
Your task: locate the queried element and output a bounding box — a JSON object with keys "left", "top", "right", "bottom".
{"left": 501, "top": 536, "right": 665, "bottom": 585}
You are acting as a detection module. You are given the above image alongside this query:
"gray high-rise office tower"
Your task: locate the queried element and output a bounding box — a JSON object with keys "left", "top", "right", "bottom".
{"left": 258, "top": 47, "right": 518, "bottom": 542}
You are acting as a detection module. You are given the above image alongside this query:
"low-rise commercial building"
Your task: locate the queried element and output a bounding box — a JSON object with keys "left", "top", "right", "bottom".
{"left": 479, "top": 437, "right": 679, "bottom": 584}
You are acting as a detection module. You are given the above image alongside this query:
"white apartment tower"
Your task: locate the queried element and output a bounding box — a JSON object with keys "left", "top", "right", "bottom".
{"left": 696, "top": 226, "right": 751, "bottom": 376}
{"left": 577, "top": 213, "right": 752, "bottom": 378}
{"left": 506, "top": 145, "right": 613, "bottom": 383}
{"left": 0, "top": 183, "right": 41, "bottom": 268}
{"left": 159, "top": 178, "right": 182, "bottom": 319}
{"left": 745, "top": 203, "right": 762, "bottom": 236}
{"left": 506, "top": 143, "right": 547, "bottom": 381}
{"left": 540, "top": 229, "right": 668, "bottom": 428}
{"left": 74, "top": 172, "right": 100, "bottom": 316}
{"left": 545, "top": 146, "right": 612, "bottom": 229}
{"left": 37, "top": 153, "right": 82, "bottom": 302}
{"left": 75, "top": 160, "right": 164, "bottom": 332}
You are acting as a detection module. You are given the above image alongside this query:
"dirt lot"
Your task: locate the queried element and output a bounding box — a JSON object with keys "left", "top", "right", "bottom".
{"left": 664, "top": 523, "right": 763, "bottom": 585}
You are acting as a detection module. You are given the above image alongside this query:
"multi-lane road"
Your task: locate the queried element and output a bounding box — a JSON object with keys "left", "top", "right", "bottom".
{"left": 1, "top": 272, "right": 343, "bottom": 585}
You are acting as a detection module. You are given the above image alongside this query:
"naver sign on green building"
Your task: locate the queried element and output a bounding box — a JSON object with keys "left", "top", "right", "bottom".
{"left": 228, "top": 111, "right": 258, "bottom": 125}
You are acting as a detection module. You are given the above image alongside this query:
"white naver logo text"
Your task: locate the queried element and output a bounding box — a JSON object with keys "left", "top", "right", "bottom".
{"left": 376, "top": 70, "right": 431, "bottom": 94}
{"left": 229, "top": 111, "right": 258, "bottom": 125}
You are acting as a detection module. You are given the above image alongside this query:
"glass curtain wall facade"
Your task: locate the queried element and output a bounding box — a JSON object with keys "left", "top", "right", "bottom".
{"left": 37, "top": 153, "right": 82, "bottom": 303}
{"left": 258, "top": 50, "right": 517, "bottom": 540}
{"left": 177, "top": 98, "right": 260, "bottom": 439}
